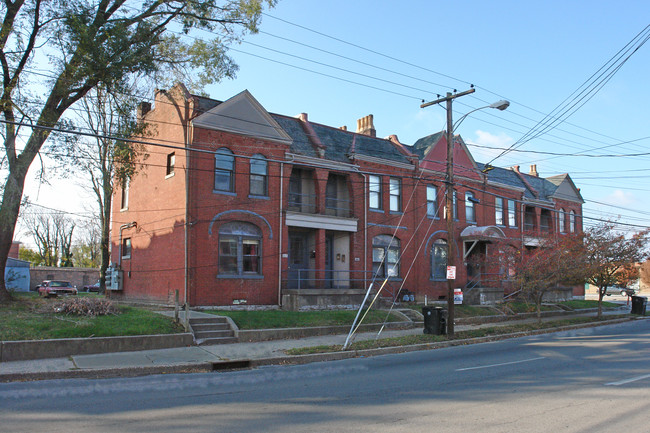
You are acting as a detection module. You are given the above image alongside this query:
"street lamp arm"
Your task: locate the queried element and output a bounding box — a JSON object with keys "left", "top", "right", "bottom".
{"left": 452, "top": 100, "right": 510, "bottom": 132}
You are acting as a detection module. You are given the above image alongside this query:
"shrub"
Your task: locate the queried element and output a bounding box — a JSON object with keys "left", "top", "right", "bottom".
{"left": 54, "top": 297, "right": 120, "bottom": 317}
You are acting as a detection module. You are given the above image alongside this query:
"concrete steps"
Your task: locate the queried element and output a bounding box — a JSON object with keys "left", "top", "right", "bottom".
{"left": 189, "top": 317, "right": 238, "bottom": 345}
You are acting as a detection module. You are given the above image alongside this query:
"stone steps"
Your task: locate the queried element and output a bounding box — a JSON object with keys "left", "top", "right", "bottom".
{"left": 189, "top": 316, "right": 238, "bottom": 345}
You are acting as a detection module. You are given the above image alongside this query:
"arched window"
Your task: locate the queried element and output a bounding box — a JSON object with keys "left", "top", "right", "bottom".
{"left": 219, "top": 222, "right": 262, "bottom": 276}
{"left": 559, "top": 208, "right": 566, "bottom": 233}
{"left": 465, "top": 192, "right": 476, "bottom": 223}
{"left": 372, "top": 235, "right": 400, "bottom": 278}
{"left": 569, "top": 210, "right": 576, "bottom": 233}
{"left": 431, "top": 239, "right": 448, "bottom": 281}
{"left": 214, "top": 147, "right": 235, "bottom": 192}
{"left": 249, "top": 154, "right": 268, "bottom": 196}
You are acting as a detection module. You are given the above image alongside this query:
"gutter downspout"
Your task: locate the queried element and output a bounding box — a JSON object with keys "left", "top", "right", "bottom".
{"left": 361, "top": 172, "right": 367, "bottom": 289}
{"left": 278, "top": 162, "right": 284, "bottom": 307}
{"left": 184, "top": 120, "right": 193, "bottom": 329}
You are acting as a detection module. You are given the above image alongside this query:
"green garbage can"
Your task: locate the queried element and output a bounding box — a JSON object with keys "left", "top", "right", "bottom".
{"left": 631, "top": 296, "right": 647, "bottom": 315}
{"left": 423, "top": 306, "right": 447, "bottom": 335}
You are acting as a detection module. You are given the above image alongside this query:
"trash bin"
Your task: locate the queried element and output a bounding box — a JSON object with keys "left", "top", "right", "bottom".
{"left": 631, "top": 296, "right": 647, "bottom": 315}
{"left": 423, "top": 306, "right": 447, "bottom": 335}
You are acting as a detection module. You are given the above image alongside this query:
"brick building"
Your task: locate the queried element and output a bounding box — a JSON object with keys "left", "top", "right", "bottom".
{"left": 110, "top": 84, "right": 584, "bottom": 308}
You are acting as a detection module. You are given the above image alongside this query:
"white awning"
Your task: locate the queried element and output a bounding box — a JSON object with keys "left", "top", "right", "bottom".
{"left": 460, "top": 226, "right": 506, "bottom": 240}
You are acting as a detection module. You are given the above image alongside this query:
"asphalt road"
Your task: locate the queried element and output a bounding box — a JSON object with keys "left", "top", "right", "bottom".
{"left": 1, "top": 319, "right": 648, "bottom": 433}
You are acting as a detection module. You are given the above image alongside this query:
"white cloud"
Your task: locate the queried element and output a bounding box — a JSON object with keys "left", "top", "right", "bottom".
{"left": 602, "top": 189, "right": 636, "bottom": 207}
{"left": 465, "top": 130, "right": 514, "bottom": 162}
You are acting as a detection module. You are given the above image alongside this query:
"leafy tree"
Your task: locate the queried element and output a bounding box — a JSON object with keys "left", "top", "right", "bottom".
{"left": 0, "top": 0, "right": 275, "bottom": 302}
{"left": 496, "top": 233, "right": 586, "bottom": 323}
{"left": 18, "top": 246, "right": 43, "bottom": 265}
{"left": 582, "top": 223, "right": 650, "bottom": 318}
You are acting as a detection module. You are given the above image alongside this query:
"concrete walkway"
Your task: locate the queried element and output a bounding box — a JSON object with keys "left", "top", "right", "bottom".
{"left": 0, "top": 306, "right": 640, "bottom": 382}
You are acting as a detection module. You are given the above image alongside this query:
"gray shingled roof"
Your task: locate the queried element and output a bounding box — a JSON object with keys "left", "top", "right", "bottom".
{"left": 408, "top": 131, "right": 445, "bottom": 158}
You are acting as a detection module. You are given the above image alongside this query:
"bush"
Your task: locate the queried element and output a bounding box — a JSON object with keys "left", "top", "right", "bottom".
{"left": 54, "top": 297, "right": 120, "bottom": 317}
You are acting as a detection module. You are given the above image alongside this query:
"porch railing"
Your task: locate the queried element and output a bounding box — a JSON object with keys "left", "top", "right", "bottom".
{"left": 284, "top": 268, "right": 402, "bottom": 297}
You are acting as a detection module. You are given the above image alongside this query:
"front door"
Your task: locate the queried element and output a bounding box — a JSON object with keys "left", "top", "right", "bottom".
{"left": 288, "top": 233, "right": 310, "bottom": 289}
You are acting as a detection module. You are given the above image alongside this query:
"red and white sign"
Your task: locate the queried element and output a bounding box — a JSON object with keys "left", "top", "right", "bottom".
{"left": 446, "top": 266, "right": 456, "bottom": 280}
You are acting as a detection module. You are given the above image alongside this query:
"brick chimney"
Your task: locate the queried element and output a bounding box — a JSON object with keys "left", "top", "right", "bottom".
{"left": 356, "top": 114, "right": 376, "bottom": 137}
{"left": 529, "top": 164, "right": 539, "bottom": 177}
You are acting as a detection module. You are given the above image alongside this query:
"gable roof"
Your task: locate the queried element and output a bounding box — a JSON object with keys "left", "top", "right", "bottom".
{"left": 192, "top": 90, "right": 292, "bottom": 144}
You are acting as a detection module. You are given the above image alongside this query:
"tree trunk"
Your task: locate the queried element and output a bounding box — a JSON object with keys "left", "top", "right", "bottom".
{"left": 99, "top": 175, "right": 113, "bottom": 293}
{"left": 0, "top": 167, "right": 29, "bottom": 302}
{"left": 597, "top": 288, "right": 604, "bottom": 319}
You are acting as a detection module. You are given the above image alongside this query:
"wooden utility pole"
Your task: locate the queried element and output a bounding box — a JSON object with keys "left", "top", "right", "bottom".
{"left": 421, "top": 88, "right": 475, "bottom": 338}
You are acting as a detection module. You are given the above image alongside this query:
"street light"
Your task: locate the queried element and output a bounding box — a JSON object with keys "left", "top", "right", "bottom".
{"left": 421, "top": 90, "right": 510, "bottom": 337}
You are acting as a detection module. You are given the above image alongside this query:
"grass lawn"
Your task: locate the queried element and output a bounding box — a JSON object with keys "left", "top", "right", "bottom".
{"left": 559, "top": 299, "right": 619, "bottom": 310}
{"left": 205, "top": 309, "right": 402, "bottom": 330}
{"left": 0, "top": 293, "right": 184, "bottom": 341}
{"left": 286, "top": 315, "right": 631, "bottom": 355}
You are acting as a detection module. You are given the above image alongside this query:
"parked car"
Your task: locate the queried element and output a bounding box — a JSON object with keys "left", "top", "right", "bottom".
{"left": 37, "top": 280, "right": 78, "bottom": 297}
{"left": 83, "top": 280, "right": 101, "bottom": 292}
{"left": 605, "top": 285, "right": 636, "bottom": 297}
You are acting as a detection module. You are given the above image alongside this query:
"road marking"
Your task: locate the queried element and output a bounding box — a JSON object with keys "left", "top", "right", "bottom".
{"left": 456, "top": 357, "right": 546, "bottom": 372}
{"left": 605, "top": 373, "right": 650, "bottom": 386}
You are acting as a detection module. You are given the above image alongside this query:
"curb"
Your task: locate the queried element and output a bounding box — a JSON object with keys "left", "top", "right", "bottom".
{"left": 1, "top": 316, "right": 638, "bottom": 383}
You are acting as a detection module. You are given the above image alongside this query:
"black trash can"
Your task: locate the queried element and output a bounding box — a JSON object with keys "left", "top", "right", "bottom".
{"left": 631, "top": 296, "right": 647, "bottom": 315}
{"left": 423, "top": 306, "right": 447, "bottom": 335}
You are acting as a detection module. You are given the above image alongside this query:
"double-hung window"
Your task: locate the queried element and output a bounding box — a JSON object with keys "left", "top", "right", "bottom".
{"left": 369, "top": 175, "right": 382, "bottom": 210}
{"left": 569, "top": 210, "right": 576, "bottom": 233}
{"left": 465, "top": 192, "right": 476, "bottom": 223}
{"left": 559, "top": 208, "right": 566, "bottom": 233}
{"left": 372, "top": 235, "right": 400, "bottom": 278}
{"left": 495, "top": 197, "right": 504, "bottom": 226}
{"left": 508, "top": 199, "right": 517, "bottom": 227}
{"left": 218, "top": 222, "right": 262, "bottom": 276}
{"left": 427, "top": 185, "right": 438, "bottom": 217}
{"left": 249, "top": 154, "right": 268, "bottom": 196}
{"left": 389, "top": 177, "right": 401, "bottom": 212}
{"left": 215, "top": 147, "right": 235, "bottom": 193}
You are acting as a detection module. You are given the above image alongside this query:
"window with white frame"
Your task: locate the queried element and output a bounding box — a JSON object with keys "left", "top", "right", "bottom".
{"left": 427, "top": 185, "right": 438, "bottom": 217}
{"left": 465, "top": 191, "right": 476, "bottom": 223}
{"left": 431, "top": 239, "right": 448, "bottom": 280}
{"left": 249, "top": 154, "right": 268, "bottom": 196}
{"left": 389, "top": 177, "right": 401, "bottom": 212}
{"left": 559, "top": 208, "right": 566, "bottom": 233}
{"left": 214, "top": 147, "right": 235, "bottom": 193}
{"left": 569, "top": 210, "right": 576, "bottom": 233}
{"left": 372, "top": 235, "right": 400, "bottom": 278}
{"left": 166, "top": 152, "right": 175, "bottom": 177}
{"left": 495, "top": 197, "right": 504, "bottom": 226}
{"left": 368, "top": 175, "right": 382, "bottom": 210}
{"left": 508, "top": 199, "right": 517, "bottom": 227}
{"left": 218, "top": 222, "right": 262, "bottom": 276}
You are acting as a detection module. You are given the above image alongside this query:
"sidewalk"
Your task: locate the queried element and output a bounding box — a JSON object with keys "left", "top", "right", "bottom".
{"left": 0, "top": 306, "right": 638, "bottom": 383}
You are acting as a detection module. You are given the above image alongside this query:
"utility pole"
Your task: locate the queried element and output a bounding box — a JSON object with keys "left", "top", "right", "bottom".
{"left": 421, "top": 88, "right": 475, "bottom": 338}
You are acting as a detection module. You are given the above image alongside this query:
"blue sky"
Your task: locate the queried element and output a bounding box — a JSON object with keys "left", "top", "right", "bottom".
{"left": 23, "top": 0, "right": 650, "bottom": 236}
{"left": 199, "top": 0, "right": 650, "bottom": 232}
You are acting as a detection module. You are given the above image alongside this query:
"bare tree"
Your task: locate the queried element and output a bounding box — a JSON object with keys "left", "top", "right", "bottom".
{"left": 69, "top": 85, "right": 146, "bottom": 290}
{"left": 23, "top": 209, "right": 75, "bottom": 267}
